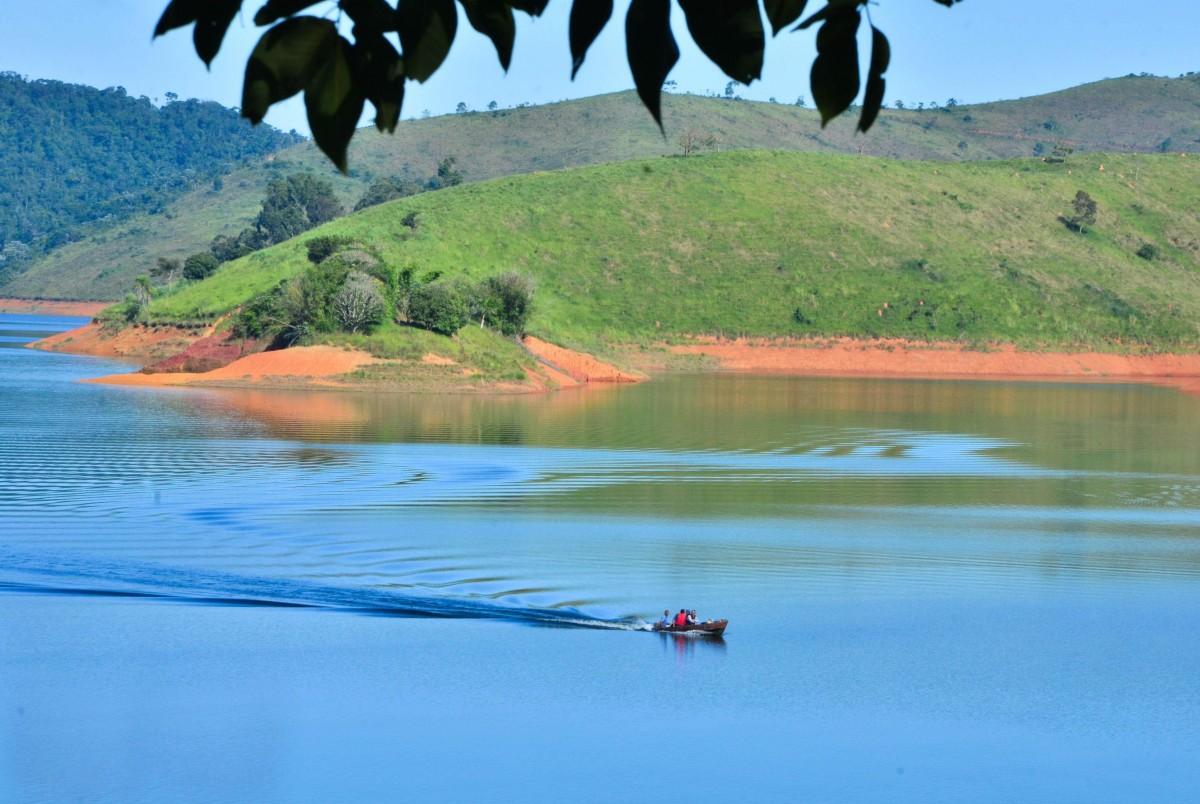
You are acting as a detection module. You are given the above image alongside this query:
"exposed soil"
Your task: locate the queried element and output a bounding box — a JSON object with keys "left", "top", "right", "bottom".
{"left": 0, "top": 298, "right": 111, "bottom": 317}
{"left": 144, "top": 330, "right": 268, "bottom": 374}
{"left": 86, "top": 345, "right": 380, "bottom": 388}
{"left": 33, "top": 322, "right": 200, "bottom": 363}
{"left": 523, "top": 336, "right": 645, "bottom": 383}
{"left": 664, "top": 336, "right": 1200, "bottom": 392}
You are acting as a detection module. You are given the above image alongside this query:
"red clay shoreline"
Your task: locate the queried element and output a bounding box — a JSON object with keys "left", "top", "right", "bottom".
{"left": 0, "top": 297, "right": 110, "bottom": 317}
{"left": 28, "top": 323, "right": 1200, "bottom": 397}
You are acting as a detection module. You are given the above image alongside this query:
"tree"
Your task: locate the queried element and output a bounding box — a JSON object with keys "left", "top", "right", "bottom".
{"left": 151, "top": 256, "right": 181, "bottom": 284}
{"left": 677, "top": 128, "right": 717, "bottom": 157}
{"left": 409, "top": 282, "right": 469, "bottom": 335}
{"left": 255, "top": 174, "right": 343, "bottom": 243}
{"left": 332, "top": 271, "right": 385, "bottom": 332}
{"left": 153, "top": 0, "right": 962, "bottom": 171}
{"left": 354, "top": 175, "right": 424, "bottom": 211}
{"left": 795, "top": 96, "right": 806, "bottom": 108}
{"left": 1060, "top": 190, "right": 1098, "bottom": 234}
{"left": 487, "top": 100, "right": 498, "bottom": 112}
{"left": 183, "top": 251, "right": 219, "bottom": 281}
{"left": 455, "top": 101, "right": 469, "bottom": 114}
{"left": 428, "top": 156, "right": 463, "bottom": 189}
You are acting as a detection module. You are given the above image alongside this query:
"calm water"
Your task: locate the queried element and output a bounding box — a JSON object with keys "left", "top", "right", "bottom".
{"left": 2, "top": 313, "right": 1198, "bottom": 802}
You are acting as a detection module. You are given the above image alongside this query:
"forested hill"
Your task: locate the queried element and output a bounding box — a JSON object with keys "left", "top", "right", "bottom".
{"left": 0, "top": 73, "right": 300, "bottom": 277}
{"left": 5, "top": 72, "right": 1199, "bottom": 300}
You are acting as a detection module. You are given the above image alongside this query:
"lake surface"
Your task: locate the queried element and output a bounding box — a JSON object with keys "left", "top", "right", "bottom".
{"left": 2, "top": 313, "right": 1198, "bottom": 803}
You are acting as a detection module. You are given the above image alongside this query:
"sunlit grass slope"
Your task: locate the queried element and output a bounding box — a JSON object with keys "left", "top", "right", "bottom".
{"left": 11, "top": 74, "right": 1200, "bottom": 300}
{"left": 145, "top": 148, "right": 1200, "bottom": 351}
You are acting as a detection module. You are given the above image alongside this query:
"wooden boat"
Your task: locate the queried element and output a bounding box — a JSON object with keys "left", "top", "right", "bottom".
{"left": 652, "top": 618, "right": 728, "bottom": 637}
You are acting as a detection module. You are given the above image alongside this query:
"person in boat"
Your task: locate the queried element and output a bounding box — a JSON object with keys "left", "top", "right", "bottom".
{"left": 658, "top": 609, "right": 672, "bottom": 628}
{"left": 687, "top": 609, "right": 698, "bottom": 625}
{"left": 673, "top": 609, "right": 689, "bottom": 628}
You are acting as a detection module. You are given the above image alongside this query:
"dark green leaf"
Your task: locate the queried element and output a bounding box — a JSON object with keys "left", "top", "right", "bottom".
{"left": 763, "top": 0, "right": 808, "bottom": 35}
{"left": 678, "top": 0, "right": 763, "bottom": 85}
{"left": 341, "top": 0, "right": 398, "bottom": 30}
{"left": 458, "top": 0, "right": 516, "bottom": 71}
{"left": 858, "top": 25, "right": 889, "bottom": 133}
{"left": 569, "top": 0, "right": 613, "bottom": 79}
{"left": 242, "top": 17, "right": 339, "bottom": 124}
{"left": 508, "top": 0, "right": 549, "bottom": 15}
{"left": 354, "top": 31, "right": 406, "bottom": 131}
{"left": 795, "top": 0, "right": 859, "bottom": 30}
{"left": 625, "top": 0, "right": 678, "bottom": 129}
{"left": 809, "top": 7, "right": 860, "bottom": 126}
{"left": 305, "top": 36, "right": 366, "bottom": 172}
{"left": 193, "top": 1, "right": 242, "bottom": 67}
{"left": 397, "top": 0, "right": 458, "bottom": 82}
{"left": 154, "top": 0, "right": 203, "bottom": 36}
{"left": 253, "top": 0, "right": 321, "bottom": 26}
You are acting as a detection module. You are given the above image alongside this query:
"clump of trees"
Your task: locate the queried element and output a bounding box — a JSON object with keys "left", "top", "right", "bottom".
{"left": 353, "top": 157, "right": 465, "bottom": 212}
{"left": 233, "top": 237, "right": 533, "bottom": 345}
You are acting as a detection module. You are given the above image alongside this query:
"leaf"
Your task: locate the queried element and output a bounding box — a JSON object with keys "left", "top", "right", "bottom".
{"left": 154, "top": 0, "right": 204, "bottom": 36}
{"left": 858, "top": 25, "right": 889, "bottom": 133}
{"left": 253, "top": 0, "right": 322, "bottom": 26}
{"left": 397, "top": 0, "right": 458, "bottom": 82}
{"left": 305, "top": 37, "right": 366, "bottom": 172}
{"left": 241, "top": 17, "right": 339, "bottom": 124}
{"left": 341, "top": 0, "right": 398, "bottom": 30}
{"left": 193, "top": 1, "right": 242, "bottom": 67}
{"left": 795, "top": 0, "right": 859, "bottom": 30}
{"left": 458, "top": 0, "right": 516, "bottom": 71}
{"left": 625, "top": 0, "right": 678, "bottom": 129}
{"left": 508, "top": 0, "right": 549, "bottom": 15}
{"left": 154, "top": 0, "right": 242, "bottom": 67}
{"left": 354, "top": 32, "right": 406, "bottom": 131}
{"left": 678, "top": 0, "right": 764, "bottom": 85}
{"left": 809, "top": 7, "right": 860, "bottom": 126}
{"left": 763, "top": 0, "right": 809, "bottom": 35}
{"left": 569, "top": 0, "right": 613, "bottom": 79}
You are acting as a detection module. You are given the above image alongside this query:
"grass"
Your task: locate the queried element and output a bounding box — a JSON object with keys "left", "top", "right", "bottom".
{"left": 8, "top": 74, "right": 1200, "bottom": 300}
{"left": 316, "top": 320, "right": 532, "bottom": 383}
{"left": 143, "top": 148, "right": 1200, "bottom": 352}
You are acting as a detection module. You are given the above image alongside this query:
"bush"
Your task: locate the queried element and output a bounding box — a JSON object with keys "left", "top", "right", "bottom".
{"left": 183, "top": 251, "right": 219, "bottom": 281}
{"left": 477, "top": 272, "right": 534, "bottom": 336}
{"left": 409, "top": 282, "right": 469, "bottom": 335}
{"left": 1136, "top": 242, "right": 1159, "bottom": 261}
{"left": 306, "top": 235, "right": 356, "bottom": 264}
{"left": 333, "top": 272, "right": 385, "bottom": 333}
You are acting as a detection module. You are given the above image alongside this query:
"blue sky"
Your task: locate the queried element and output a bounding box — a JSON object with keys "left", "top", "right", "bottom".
{"left": 2, "top": 0, "right": 1196, "bottom": 134}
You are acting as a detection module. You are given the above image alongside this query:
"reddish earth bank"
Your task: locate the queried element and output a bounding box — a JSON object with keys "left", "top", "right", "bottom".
{"left": 0, "top": 298, "right": 110, "bottom": 317}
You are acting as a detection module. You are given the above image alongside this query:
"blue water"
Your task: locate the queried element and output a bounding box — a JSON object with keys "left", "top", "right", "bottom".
{"left": 2, "top": 314, "right": 1198, "bottom": 802}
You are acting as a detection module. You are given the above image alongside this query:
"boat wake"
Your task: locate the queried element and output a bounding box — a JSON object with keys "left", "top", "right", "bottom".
{"left": 0, "top": 547, "right": 646, "bottom": 631}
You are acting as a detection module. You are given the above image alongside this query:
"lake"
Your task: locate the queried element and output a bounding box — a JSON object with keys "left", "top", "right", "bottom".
{"left": 2, "top": 313, "right": 1198, "bottom": 803}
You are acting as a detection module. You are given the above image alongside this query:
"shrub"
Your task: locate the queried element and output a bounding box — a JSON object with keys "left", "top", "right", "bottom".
{"left": 333, "top": 272, "right": 385, "bottom": 333}
{"left": 1136, "top": 242, "right": 1159, "bottom": 261}
{"left": 477, "top": 272, "right": 535, "bottom": 336}
{"left": 306, "top": 235, "right": 355, "bottom": 264}
{"left": 183, "top": 251, "right": 219, "bottom": 281}
{"left": 409, "top": 282, "right": 469, "bottom": 335}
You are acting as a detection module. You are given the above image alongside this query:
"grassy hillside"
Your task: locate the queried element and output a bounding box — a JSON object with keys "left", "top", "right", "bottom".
{"left": 9, "top": 73, "right": 1199, "bottom": 300}
{"left": 143, "top": 149, "right": 1200, "bottom": 352}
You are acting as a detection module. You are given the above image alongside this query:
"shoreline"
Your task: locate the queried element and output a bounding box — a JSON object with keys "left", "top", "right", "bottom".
{"left": 0, "top": 297, "right": 110, "bottom": 317}
{"left": 29, "top": 322, "right": 1200, "bottom": 397}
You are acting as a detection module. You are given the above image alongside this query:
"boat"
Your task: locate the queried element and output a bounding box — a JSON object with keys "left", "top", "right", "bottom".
{"left": 652, "top": 619, "right": 728, "bottom": 637}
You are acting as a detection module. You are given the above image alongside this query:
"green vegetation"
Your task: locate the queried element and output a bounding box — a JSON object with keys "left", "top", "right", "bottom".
{"left": 144, "top": 149, "right": 1200, "bottom": 352}
{"left": 0, "top": 73, "right": 298, "bottom": 283}
{"left": 7, "top": 75, "right": 1200, "bottom": 300}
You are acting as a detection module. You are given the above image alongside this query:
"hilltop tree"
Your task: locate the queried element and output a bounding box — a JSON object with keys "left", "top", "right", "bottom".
{"left": 151, "top": 256, "right": 182, "bottom": 284}
{"left": 354, "top": 175, "right": 424, "bottom": 211}
{"left": 183, "top": 251, "right": 219, "bottom": 281}
{"left": 152, "top": 0, "right": 964, "bottom": 171}
{"left": 255, "top": 174, "right": 343, "bottom": 244}
{"left": 678, "top": 128, "right": 717, "bottom": 157}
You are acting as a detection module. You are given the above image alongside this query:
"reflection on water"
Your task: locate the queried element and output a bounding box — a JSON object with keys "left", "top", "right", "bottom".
{"left": 5, "top": 315, "right": 1200, "bottom": 802}
{"left": 2, "top": 314, "right": 1200, "bottom": 622}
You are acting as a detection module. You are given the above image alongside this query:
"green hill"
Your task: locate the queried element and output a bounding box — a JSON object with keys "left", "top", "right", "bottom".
{"left": 142, "top": 149, "right": 1200, "bottom": 354}
{"left": 0, "top": 73, "right": 300, "bottom": 285}
{"left": 7, "top": 73, "right": 1199, "bottom": 301}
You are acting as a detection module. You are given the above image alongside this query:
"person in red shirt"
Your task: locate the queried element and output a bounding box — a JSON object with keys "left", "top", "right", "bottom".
{"left": 674, "top": 609, "right": 688, "bottom": 627}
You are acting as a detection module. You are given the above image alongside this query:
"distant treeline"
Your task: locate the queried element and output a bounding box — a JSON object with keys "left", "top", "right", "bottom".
{"left": 0, "top": 73, "right": 300, "bottom": 282}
